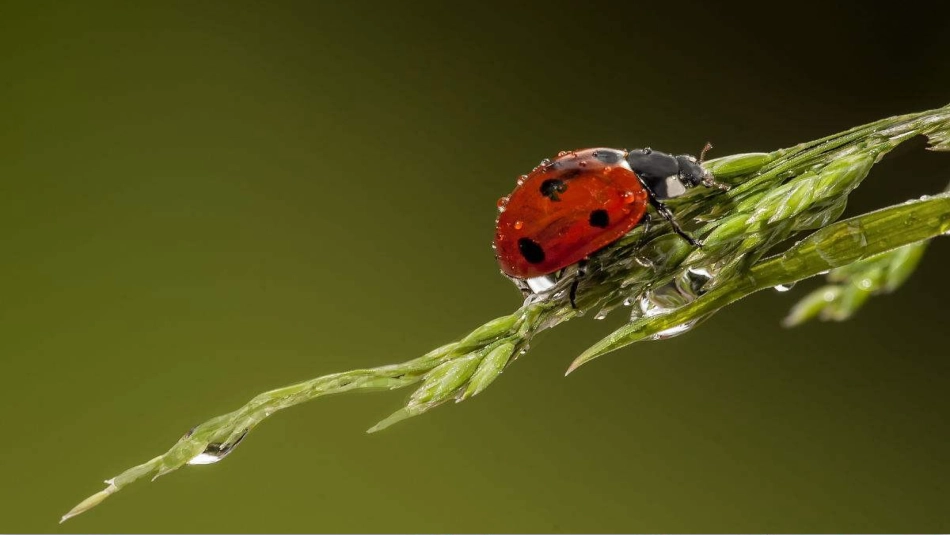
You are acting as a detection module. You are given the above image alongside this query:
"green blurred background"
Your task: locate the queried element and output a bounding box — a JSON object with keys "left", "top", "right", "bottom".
{"left": 2, "top": 1, "right": 949, "bottom": 532}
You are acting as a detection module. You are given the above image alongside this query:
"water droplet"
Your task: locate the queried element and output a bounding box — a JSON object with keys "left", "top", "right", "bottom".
{"left": 578, "top": 161, "right": 588, "bottom": 168}
{"left": 634, "top": 284, "right": 688, "bottom": 319}
{"left": 516, "top": 174, "right": 528, "bottom": 186}
{"left": 857, "top": 277, "right": 873, "bottom": 290}
{"left": 187, "top": 430, "right": 248, "bottom": 465}
{"left": 524, "top": 274, "right": 558, "bottom": 294}
{"left": 773, "top": 283, "right": 796, "bottom": 292}
{"left": 621, "top": 191, "right": 637, "bottom": 204}
{"left": 628, "top": 266, "right": 719, "bottom": 322}
{"left": 632, "top": 255, "right": 654, "bottom": 268}
{"left": 496, "top": 196, "right": 509, "bottom": 212}
{"left": 813, "top": 221, "right": 867, "bottom": 267}
{"left": 593, "top": 301, "right": 624, "bottom": 319}
{"left": 558, "top": 150, "right": 569, "bottom": 157}
{"left": 676, "top": 267, "right": 714, "bottom": 299}
{"left": 648, "top": 319, "right": 700, "bottom": 341}
{"left": 514, "top": 220, "right": 524, "bottom": 230}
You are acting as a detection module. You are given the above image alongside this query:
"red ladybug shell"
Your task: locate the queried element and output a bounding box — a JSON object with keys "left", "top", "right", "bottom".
{"left": 494, "top": 148, "right": 649, "bottom": 279}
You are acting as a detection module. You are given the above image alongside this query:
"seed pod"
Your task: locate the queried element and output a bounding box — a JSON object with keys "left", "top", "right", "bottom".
{"left": 461, "top": 342, "right": 516, "bottom": 399}
{"left": 456, "top": 314, "right": 520, "bottom": 351}
{"left": 410, "top": 353, "right": 482, "bottom": 406}
{"left": 703, "top": 152, "right": 774, "bottom": 180}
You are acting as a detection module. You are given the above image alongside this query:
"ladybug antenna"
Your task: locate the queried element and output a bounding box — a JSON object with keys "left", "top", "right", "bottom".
{"left": 699, "top": 141, "right": 713, "bottom": 164}
{"left": 698, "top": 141, "right": 730, "bottom": 191}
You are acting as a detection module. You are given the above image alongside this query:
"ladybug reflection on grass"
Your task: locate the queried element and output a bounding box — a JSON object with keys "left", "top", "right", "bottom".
{"left": 492, "top": 145, "right": 729, "bottom": 306}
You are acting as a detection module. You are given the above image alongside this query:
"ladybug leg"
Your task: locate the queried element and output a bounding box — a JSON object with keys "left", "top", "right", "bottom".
{"left": 633, "top": 212, "right": 653, "bottom": 249}
{"left": 568, "top": 261, "right": 588, "bottom": 309}
{"left": 645, "top": 191, "right": 702, "bottom": 247}
{"left": 630, "top": 213, "right": 657, "bottom": 268}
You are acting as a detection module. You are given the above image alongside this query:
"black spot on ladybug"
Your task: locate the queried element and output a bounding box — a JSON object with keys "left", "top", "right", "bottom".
{"left": 592, "top": 150, "right": 622, "bottom": 164}
{"left": 589, "top": 209, "right": 610, "bottom": 228}
{"left": 540, "top": 179, "right": 568, "bottom": 201}
{"left": 518, "top": 238, "right": 545, "bottom": 264}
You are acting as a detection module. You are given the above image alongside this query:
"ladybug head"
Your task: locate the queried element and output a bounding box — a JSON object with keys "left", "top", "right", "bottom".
{"left": 676, "top": 143, "right": 730, "bottom": 192}
{"left": 675, "top": 155, "right": 709, "bottom": 188}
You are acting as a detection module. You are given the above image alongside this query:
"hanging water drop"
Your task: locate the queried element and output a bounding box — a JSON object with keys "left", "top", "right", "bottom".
{"left": 187, "top": 430, "right": 248, "bottom": 466}
{"left": 648, "top": 319, "right": 701, "bottom": 341}
{"left": 773, "top": 282, "right": 796, "bottom": 292}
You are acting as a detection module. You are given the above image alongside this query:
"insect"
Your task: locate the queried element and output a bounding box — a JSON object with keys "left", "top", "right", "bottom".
{"left": 493, "top": 146, "right": 729, "bottom": 303}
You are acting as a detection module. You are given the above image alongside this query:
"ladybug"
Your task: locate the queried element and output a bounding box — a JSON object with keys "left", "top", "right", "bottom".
{"left": 493, "top": 146, "right": 728, "bottom": 301}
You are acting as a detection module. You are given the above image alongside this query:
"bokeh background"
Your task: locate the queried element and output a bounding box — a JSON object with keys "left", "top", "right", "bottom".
{"left": 2, "top": 1, "right": 949, "bottom": 532}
